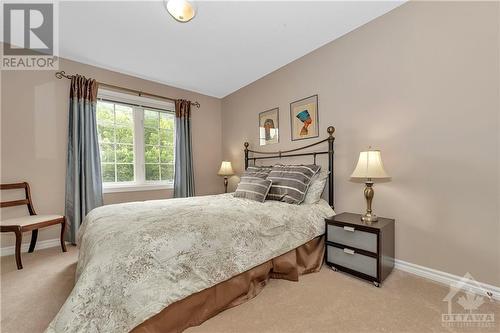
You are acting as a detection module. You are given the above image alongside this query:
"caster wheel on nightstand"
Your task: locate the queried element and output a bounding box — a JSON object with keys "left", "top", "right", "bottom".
{"left": 373, "top": 281, "right": 380, "bottom": 288}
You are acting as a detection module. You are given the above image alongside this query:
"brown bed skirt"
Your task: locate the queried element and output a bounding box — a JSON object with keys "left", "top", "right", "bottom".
{"left": 131, "top": 235, "right": 325, "bottom": 333}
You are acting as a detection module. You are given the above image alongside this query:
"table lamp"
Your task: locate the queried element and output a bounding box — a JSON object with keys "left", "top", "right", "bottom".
{"left": 218, "top": 161, "right": 234, "bottom": 193}
{"left": 350, "top": 148, "right": 390, "bottom": 222}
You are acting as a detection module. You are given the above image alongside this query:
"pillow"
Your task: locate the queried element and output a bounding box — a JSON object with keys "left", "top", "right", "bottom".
{"left": 303, "top": 171, "right": 329, "bottom": 204}
{"left": 233, "top": 178, "right": 272, "bottom": 203}
{"left": 242, "top": 166, "right": 272, "bottom": 179}
{"left": 266, "top": 164, "right": 321, "bottom": 204}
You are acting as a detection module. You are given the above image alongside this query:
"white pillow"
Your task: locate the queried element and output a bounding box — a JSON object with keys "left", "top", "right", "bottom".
{"left": 303, "top": 171, "right": 329, "bottom": 204}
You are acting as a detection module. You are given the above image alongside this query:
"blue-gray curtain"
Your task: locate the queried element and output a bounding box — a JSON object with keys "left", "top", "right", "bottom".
{"left": 173, "top": 99, "right": 195, "bottom": 197}
{"left": 65, "top": 75, "right": 103, "bottom": 244}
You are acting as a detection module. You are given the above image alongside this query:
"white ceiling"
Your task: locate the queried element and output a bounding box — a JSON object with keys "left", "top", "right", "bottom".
{"left": 59, "top": 1, "right": 404, "bottom": 98}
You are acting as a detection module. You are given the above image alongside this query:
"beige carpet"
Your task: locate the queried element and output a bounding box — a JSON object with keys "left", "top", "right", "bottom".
{"left": 1, "top": 246, "right": 498, "bottom": 333}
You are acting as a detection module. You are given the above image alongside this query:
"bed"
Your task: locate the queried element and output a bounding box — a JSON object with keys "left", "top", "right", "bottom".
{"left": 46, "top": 127, "right": 336, "bottom": 333}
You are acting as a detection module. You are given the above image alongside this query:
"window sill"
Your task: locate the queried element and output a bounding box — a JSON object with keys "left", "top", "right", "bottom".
{"left": 103, "top": 183, "right": 173, "bottom": 194}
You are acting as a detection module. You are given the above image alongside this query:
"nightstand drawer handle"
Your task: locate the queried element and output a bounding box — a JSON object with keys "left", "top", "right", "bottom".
{"left": 343, "top": 226, "right": 355, "bottom": 232}
{"left": 343, "top": 248, "right": 355, "bottom": 255}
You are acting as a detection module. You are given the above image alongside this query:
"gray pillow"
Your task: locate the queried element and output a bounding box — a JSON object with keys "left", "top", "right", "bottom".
{"left": 267, "top": 164, "right": 321, "bottom": 204}
{"left": 233, "top": 177, "right": 272, "bottom": 203}
{"left": 303, "top": 171, "right": 329, "bottom": 204}
{"left": 242, "top": 166, "right": 272, "bottom": 179}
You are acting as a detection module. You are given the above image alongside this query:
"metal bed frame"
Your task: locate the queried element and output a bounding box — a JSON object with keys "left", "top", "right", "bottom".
{"left": 244, "top": 126, "right": 335, "bottom": 208}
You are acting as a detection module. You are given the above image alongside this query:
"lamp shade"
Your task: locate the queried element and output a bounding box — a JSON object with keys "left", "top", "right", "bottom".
{"left": 350, "top": 150, "right": 390, "bottom": 180}
{"left": 218, "top": 161, "right": 234, "bottom": 176}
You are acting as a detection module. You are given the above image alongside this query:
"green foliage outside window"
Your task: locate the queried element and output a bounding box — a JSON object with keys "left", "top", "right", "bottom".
{"left": 144, "top": 110, "right": 174, "bottom": 181}
{"left": 96, "top": 101, "right": 175, "bottom": 184}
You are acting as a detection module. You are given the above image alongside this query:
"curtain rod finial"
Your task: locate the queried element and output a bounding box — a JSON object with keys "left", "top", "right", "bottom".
{"left": 55, "top": 71, "right": 66, "bottom": 79}
{"left": 55, "top": 71, "right": 73, "bottom": 80}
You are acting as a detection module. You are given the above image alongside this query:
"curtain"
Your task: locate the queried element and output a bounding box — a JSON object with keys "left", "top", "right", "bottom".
{"left": 173, "top": 99, "right": 195, "bottom": 197}
{"left": 65, "top": 75, "right": 103, "bottom": 244}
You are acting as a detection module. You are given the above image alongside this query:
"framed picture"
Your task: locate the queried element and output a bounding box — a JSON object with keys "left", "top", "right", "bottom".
{"left": 290, "top": 94, "right": 319, "bottom": 141}
{"left": 259, "top": 107, "right": 279, "bottom": 146}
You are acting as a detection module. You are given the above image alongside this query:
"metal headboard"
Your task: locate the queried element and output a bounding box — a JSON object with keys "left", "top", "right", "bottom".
{"left": 244, "top": 126, "right": 335, "bottom": 208}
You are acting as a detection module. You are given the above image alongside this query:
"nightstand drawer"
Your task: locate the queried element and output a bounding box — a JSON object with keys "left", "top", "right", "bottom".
{"left": 327, "top": 224, "right": 377, "bottom": 253}
{"left": 327, "top": 245, "right": 377, "bottom": 278}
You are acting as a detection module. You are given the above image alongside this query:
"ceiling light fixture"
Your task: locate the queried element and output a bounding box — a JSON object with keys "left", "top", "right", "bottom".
{"left": 165, "top": 0, "right": 196, "bottom": 23}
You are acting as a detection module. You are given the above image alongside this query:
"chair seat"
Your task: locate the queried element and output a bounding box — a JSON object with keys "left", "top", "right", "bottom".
{"left": 1, "top": 214, "right": 63, "bottom": 227}
{"left": 1, "top": 183, "right": 67, "bottom": 269}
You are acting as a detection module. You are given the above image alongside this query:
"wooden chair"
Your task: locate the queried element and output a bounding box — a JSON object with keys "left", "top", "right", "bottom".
{"left": 0, "top": 182, "right": 67, "bottom": 269}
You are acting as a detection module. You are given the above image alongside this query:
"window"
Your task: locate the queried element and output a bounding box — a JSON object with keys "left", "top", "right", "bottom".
{"left": 144, "top": 109, "right": 175, "bottom": 182}
{"left": 97, "top": 102, "right": 135, "bottom": 183}
{"left": 96, "top": 90, "right": 175, "bottom": 192}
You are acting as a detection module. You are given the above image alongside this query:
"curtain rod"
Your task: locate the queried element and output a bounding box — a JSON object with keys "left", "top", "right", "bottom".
{"left": 54, "top": 71, "right": 201, "bottom": 108}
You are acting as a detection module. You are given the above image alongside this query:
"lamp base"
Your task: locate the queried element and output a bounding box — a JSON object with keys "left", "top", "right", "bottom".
{"left": 361, "top": 182, "right": 378, "bottom": 223}
{"left": 361, "top": 213, "right": 378, "bottom": 223}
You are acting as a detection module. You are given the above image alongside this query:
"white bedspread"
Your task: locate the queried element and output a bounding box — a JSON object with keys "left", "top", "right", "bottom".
{"left": 46, "top": 194, "right": 334, "bottom": 333}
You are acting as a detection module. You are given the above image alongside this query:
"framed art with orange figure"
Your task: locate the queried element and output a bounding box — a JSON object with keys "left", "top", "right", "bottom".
{"left": 290, "top": 94, "right": 319, "bottom": 141}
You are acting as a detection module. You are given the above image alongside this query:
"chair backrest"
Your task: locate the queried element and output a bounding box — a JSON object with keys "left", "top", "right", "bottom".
{"left": 0, "top": 182, "right": 36, "bottom": 215}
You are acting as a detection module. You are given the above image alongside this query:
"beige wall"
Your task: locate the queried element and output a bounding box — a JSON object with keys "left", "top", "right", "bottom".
{"left": 1, "top": 1, "right": 498, "bottom": 286}
{"left": 1, "top": 57, "right": 223, "bottom": 247}
{"left": 221, "top": 2, "right": 500, "bottom": 285}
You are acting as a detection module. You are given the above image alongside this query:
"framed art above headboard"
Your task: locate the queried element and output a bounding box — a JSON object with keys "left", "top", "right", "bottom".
{"left": 244, "top": 126, "right": 335, "bottom": 208}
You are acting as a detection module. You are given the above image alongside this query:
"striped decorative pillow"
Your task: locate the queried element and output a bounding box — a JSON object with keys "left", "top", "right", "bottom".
{"left": 267, "top": 164, "right": 321, "bottom": 204}
{"left": 242, "top": 166, "right": 272, "bottom": 179}
{"left": 233, "top": 177, "right": 272, "bottom": 202}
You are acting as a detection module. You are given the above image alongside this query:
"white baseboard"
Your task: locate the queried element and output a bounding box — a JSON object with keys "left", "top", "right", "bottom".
{"left": 395, "top": 259, "right": 500, "bottom": 301}
{"left": 0, "top": 238, "right": 66, "bottom": 257}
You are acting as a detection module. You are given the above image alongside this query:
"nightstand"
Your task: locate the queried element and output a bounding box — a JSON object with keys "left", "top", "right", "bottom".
{"left": 325, "top": 212, "right": 395, "bottom": 287}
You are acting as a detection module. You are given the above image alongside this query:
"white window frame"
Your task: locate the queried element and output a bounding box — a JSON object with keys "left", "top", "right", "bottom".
{"left": 97, "top": 89, "right": 176, "bottom": 193}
